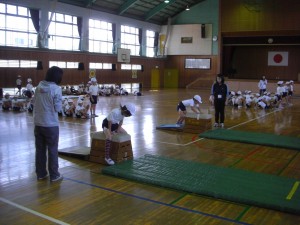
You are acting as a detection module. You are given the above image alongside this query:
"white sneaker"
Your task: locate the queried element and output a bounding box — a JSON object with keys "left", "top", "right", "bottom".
{"left": 220, "top": 123, "right": 224, "bottom": 128}
{"left": 51, "top": 175, "right": 63, "bottom": 182}
{"left": 214, "top": 123, "right": 219, "bottom": 127}
{"left": 105, "top": 158, "right": 115, "bottom": 165}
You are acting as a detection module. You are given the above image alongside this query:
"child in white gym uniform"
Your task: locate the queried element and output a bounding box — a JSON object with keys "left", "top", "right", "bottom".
{"left": 102, "top": 103, "right": 136, "bottom": 165}
{"left": 176, "top": 95, "right": 202, "bottom": 124}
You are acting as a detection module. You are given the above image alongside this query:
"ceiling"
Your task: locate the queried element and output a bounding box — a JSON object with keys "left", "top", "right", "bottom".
{"left": 58, "top": 0, "right": 206, "bottom": 25}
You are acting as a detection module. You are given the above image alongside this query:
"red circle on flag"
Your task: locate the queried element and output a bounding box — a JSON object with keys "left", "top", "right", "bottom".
{"left": 273, "top": 54, "right": 283, "bottom": 63}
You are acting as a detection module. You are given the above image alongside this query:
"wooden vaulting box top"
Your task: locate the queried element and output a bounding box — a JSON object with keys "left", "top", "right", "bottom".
{"left": 91, "top": 131, "right": 131, "bottom": 142}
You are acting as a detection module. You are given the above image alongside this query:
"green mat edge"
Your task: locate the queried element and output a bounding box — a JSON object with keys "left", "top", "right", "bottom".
{"left": 199, "top": 129, "right": 300, "bottom": 150}
{"left": 102, "top": 154, "right": 300, "bottom": 215}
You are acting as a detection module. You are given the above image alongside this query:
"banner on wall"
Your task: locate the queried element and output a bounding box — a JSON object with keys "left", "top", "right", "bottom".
{"left": 89, "top": 69, "right": 96, "bottom": 78}
{"left": 268, "top": 51, "right": 288, "bottom": 66}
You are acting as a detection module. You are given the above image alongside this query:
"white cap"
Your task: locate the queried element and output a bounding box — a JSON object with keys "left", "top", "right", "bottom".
{"left": 277, "top": 81, "right": 283, "bottom": 85}
{"left": 290, "top": 80, "right": 294, "bottom": 83}
{"left": 237, "top": 91, "right": 242, "bottom": 95}
{"left": 91, "top": 78, "right": 97, "bottom": 82}
{"left": 123, "top": 103, "right": 136, "bottom": 116}
{"left": 285, "top": 81, "right": 290, "bottom": 84}
{"left": 193, "top": 95, "right": 202, "bottom": 103}
{"left": 67, "top": 99, "right": 73, "bottom": 103}
{"left": 231, "top": 91, "right": 235, "bottom": 95}
{"left": 27, "top": 78, "right": 32, "bottom": 82}
{"left": 255, "top": 93, "right": 260, "bottom": 97}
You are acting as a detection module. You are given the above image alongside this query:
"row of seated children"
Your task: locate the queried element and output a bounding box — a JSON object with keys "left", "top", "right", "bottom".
{"left": 227, "top": 80, "right": 294, "bottom": 109}
{"left": 59, "top": 95, "right": 90, "bottom": 119}
{"left": 2, "top": 93, "right": 29, "bottom": 112}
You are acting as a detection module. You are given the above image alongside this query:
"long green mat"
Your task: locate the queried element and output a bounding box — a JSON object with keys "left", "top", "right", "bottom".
{"left": 102, "top": 154, "right": 300, "bottom": 214}
{"left": 199, "top": 129, "right": 300, "bottom": 150}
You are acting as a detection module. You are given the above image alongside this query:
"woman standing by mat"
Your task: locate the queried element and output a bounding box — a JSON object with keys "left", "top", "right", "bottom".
{"left": 176, "top": 95, "right": 202, "bottom": 124}
{"left": 33, "top": 66, "right": 64, "bottom": 182}
{"left": 211, "top": 74, "right": 228, "bottom": 128}
{"left": 102, "top": 103, "right": 136, "bottom": 165}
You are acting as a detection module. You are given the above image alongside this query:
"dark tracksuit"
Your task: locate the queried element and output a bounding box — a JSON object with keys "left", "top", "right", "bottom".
{"left": 212, "top": 82, "right": 228, "bottom": 124}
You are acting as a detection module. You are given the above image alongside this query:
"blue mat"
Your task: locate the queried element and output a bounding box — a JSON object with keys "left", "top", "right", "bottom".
{"left": 156, "top": 124, "right": 183, "bottom": 131}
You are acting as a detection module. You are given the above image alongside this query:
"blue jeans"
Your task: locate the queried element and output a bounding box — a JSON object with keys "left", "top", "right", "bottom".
{"left": 34, "top": 126, "right": 60, "bottom": 179}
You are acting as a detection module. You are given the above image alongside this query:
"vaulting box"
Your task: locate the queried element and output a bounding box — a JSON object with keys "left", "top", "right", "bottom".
{"left": 183, "top": 113, "right": 212, "bottom": 134}
{"left": 89, "top": 132, "right": 133, "bottom": 164}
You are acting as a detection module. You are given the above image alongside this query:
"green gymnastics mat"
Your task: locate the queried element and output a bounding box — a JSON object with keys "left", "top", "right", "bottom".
{"left": 102, "top": 154, "right": 300, "bottom": 214}
{"left": 199, "top": 129, "right": 300, "bottom": 150}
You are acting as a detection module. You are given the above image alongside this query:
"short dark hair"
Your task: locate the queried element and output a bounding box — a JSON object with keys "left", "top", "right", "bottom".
{"left": 45, "top": 66, "right": 63, "bottom": 85}
{"left": 216, "top": 73, "right": 225, "bottom": 84}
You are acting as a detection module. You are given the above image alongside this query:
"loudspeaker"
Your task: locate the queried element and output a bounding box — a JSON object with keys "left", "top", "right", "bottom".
{"left": 201, "top": 24, "right": 206, "bottom": 38}
{"left": 112, "top": 64, "right": 116, "bottom": 71}
{"left": 37, "top": 61, "right": 43, "bottom": 70}
{"left": 141, "top": 65, "right": 144, "bottom": 72}
{"left": 78, "top": 62, "right": 84, "bottom": 70}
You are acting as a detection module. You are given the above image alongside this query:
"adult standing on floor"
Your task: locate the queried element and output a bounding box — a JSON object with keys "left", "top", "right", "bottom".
{"left": 210, "top": 74, "right": 228, "bottom": 128}
{"left": 258, "top": 75, "right": 268, "bottom": 96}
{"left": 33, "top": 66, "right": 64, "bottom": 182}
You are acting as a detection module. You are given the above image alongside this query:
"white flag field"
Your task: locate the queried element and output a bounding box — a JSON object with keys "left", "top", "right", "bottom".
{"left": 268, "top": 51, "right": 288, "bottom": 66}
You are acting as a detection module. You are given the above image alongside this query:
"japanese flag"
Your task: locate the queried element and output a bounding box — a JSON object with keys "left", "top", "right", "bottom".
{"left": 268, "top": 51, "right": 288, "bottom": 66}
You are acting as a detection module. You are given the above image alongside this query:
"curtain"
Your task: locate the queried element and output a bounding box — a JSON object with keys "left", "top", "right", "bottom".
{"left": 29, "top": 8, "right": 41, "bottom": 48}
{"left": 112, "top": 23, "right": 116, "bottom": 53}
{"left": 138, "top": 28, "right": 142, "bottom": 56}
{"left": 154, "top": 32, "right": 159, "bottom": 57}
{"left": 77, "top": 17, "right": 82, "bottom": 50}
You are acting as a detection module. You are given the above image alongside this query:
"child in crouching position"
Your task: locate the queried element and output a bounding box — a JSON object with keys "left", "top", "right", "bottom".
{"left": 102, "top": 103, "right": 136, "bottom": 165}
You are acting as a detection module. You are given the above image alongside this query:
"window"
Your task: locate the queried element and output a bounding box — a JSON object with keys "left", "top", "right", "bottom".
{"left": 48, "top": 12, "right": 80, "bottom": 51}
{"left": 49, "top": 61, "right": 79, "bottom": 69}
{"left": 89, "top": 19, "right": 113, "bottom": 53}
{"left": 146, "top": 30, "right": 155, "bottom": 57}
{"left": 0, "top": 3, "right": 37, "bottom": 48}
{"left": 185, "top": 58, "right": 211, "bottom": 69}
{"left": 120, "top": 64, "right": 142, "bottom": 70}
{"left": 121, "top": 25, "right": 140, "bottom": 56}
{"left": 0, "top": 59, "right": 37, "bottom": 68}
{"left": 89, "top": 62, "right": 103, "bottom": 69}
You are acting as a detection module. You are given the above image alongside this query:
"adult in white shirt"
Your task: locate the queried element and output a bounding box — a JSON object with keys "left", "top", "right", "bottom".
{"left": 258, "top": 75, "right": 267, "bottom": 96}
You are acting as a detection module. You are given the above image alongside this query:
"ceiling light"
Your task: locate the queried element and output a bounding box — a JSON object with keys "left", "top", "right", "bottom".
{"left": 186, "top": 5, "right": 190, "bottom": 10}
{"left": 164, "top": 0, "right": 169, "bottom": 3}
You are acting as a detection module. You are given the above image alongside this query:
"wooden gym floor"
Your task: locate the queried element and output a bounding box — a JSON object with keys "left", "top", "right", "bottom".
{"left": 0, "top": 88, "right": 300, "bottom": 225}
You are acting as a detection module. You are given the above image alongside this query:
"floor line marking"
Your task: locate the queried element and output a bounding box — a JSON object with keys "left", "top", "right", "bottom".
{"left": 286, "top": 181, "right": 300, "bottom": 200}
{"left": 65, "top": 177, "right": 250, "bottom": 225}
{"left": 0, "top": 197, "right": 70, "bottom": 225}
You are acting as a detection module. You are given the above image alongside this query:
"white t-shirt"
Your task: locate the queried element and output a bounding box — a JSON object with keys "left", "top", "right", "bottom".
{"left": 26, "top": 83, "right": 33, "bottom": 91}
{"left": 89, "top": 85, "right": 99, "bottom": 96}
{"left": 182, "top": 99, "right": 198, "bottom": 107}
{"left": 107, "top": 108, "right": 124, "bottom": 124}
{"left": 75, "top": 105, "right": 84, "bottom": 114}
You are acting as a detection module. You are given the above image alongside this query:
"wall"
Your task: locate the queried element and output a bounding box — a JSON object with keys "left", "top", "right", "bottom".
{"left": 0, "top": 47, "right": 166, "bottom": 88}
{"left": 221, "top": 0, "right": 300, "bottom": 33}
{"left": 160, "top": 24, "right": 212, "bottom": 55}
{"left": 224, "top": 46, "right": 300, "bottom": 81}
{"left": 166, "top": 55, "right": 218, "bottom": 88}
{"left": 221, "top": 0, "right": 300, "bottom": 81}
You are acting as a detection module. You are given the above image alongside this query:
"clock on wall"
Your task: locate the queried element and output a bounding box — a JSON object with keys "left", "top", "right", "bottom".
{"left": 212, "top": 36, "right": 218, "bottom": 42}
